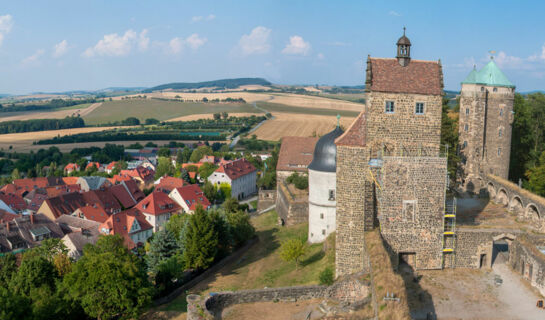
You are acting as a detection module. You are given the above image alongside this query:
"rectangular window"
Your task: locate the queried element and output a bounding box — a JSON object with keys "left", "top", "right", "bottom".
{"left": 463, "top": 141, "right": 467, "bottom": 148}
{"left": 498, "top": 148, "right": 501, "bottom": 156}
{"left": 464, "top": 124, "right": 469, "bottom": 132}
{"left": 499, "top": 128, "right": 503, "bottom": 137}
{"left": 415, "top": 102, "right": 424, "bottom": 115}
{"left": 328, "top": 189, "right": 335, "bottom": 201}
{"left": 322, "top": 229, "right": 326, "bottom": 235}
{"left": 320, "top": 213, "right": 324, "bottom": 219}
{"left": 385, "top": 101, "right": 395, "bottom": 113}
{"left": 500, "top": 108, "right": 504, "bottom": 116}
{"left": 402, "top": 200, "right": 417, "bottom": 222}
{"left": 466, "top": 108, "right": 469, "bottom": 115}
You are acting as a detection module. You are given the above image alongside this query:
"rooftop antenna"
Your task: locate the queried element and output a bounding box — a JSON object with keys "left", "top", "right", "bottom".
{"left": 488, "top": 50, "right": 496, "bottom": 60}
{"left": 336, "top": 114, "right": 341, "bottom": 128}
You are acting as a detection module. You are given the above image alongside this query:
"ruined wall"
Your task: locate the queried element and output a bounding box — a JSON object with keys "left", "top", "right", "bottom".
{"left": 454, "top": 229, "right": 520, "bottom": 268}
{"left": 459, "top": 84, "right": 514, "bottom": 192}
{"left": 257, "top": 189, "right": 276, "bottom": 211}
{"left": 275, "top": 182, "right": 308, "bottom": 226}
{"left": 366, "top": 92, "right": 442, "bottom": 156}
{"left": 379, "top": 156, "right": 447, "bottom": 270}
{"left": 509, "top": 236, "right": 545, "bottom": 296}
{"left": 335, "top": 145, "right": 370, "bottom": 277}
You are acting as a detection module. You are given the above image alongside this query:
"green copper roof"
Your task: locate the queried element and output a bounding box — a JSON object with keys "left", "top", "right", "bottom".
{"left": 461, "top": 66, "right": 478, "bottom": 84}
{"left": 461, "top": 60, "right": 515, "bottom": 88}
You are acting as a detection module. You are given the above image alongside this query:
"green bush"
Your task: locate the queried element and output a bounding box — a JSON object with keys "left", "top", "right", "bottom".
{"left": 286, "top": 173, "right": 308, "bottom": 190}
{"left": 318, "top": 267, "right": 334, "bottom": 286}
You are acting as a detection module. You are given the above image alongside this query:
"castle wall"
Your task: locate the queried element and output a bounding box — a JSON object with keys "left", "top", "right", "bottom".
{"left": 335, "top": 145, "right": 370, "bottom": 277}
{"left": 275, "top": 182, "right": 308, "bottom": 226}
{"left": 453, "top": 229, "right": 514, "bottom": 268}
{"left": 366, "top": 92, "right": 442, "bottom": 156}
{"left": 379, "top": 156, "right": 447, "bottom": 270}
{"left": 509, "top": 236, "right": 545, "bottom": 296}
{"left": 459, "top": 84, "right": 514, "bottom": 192}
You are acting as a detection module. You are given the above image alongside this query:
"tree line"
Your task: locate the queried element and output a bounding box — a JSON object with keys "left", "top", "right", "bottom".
{"left": 0, "top": 98, "right": 98, "bottom": 113}
{"left": 0, "top": 116, "right": 85, "bottom": 134}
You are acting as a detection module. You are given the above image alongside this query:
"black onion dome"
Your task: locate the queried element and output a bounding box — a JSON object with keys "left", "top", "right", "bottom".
{"left": 308, "top": 126, "right": 344, "bottom": 172}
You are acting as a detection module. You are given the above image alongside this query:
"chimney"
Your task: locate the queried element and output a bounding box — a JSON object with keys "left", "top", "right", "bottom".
{"left": 30, "top": 213, "right": 34, "bottom": 224}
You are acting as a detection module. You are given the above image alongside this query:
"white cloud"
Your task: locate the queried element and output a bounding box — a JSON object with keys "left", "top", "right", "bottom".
{"left": 22, "top": 49, "right": 45, "bottom": 65}
{"left": 317, "top": 53, "right": 325, "bottom": 60}
{"left": 52, "top": 40, "right": 68, "bottom": 58}
{"left": 389, "top": 11, "right": 401, "bottom": 16}
{"left": 237, "top": 26, "right": 271, "bottom": 56}
{"left": 185, "top": 33, "right": 207, "bottom": 50}
{"left": 168, "top": 37, "right": 183, "bottom": 54}
{"left": 282, "top": 35, "right": 311, "bottom": 56}
{"left": 83, "top": 29, "right": 138, "bottom": 57}
{"left": 138, "top": 29, "right": 150, "bottom": 51}
{"left": 191, "top": 14, "right": 215, "bottom": 23}
{"left": 0, "top": 14, "right": 14, "bottom": 47}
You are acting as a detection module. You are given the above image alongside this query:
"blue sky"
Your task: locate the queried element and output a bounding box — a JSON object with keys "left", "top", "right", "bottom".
{"left": 0, "top": 0, "right": 544, "bottom": 94}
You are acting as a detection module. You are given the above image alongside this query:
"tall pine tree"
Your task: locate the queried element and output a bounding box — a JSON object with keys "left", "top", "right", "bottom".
{"left": 147, "top": 229, "right": 180, "bottom": 273}
{"left": 183, "top": 206, "right": 218, "bottom": 270}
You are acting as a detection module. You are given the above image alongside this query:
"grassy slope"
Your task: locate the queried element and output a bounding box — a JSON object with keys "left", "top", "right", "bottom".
{"left": 256, "top": 101, "right": 360, "bottom": 117}
{"left": 82, "top": 100, "right": 261, "bottom": 125}
{"left": 154, "top": 210, "right": 335, "bottom": 315}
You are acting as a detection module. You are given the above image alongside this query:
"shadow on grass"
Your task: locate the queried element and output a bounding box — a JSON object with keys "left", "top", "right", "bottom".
{"left": 301, "top": 250, "right": 325, "bottom": 267}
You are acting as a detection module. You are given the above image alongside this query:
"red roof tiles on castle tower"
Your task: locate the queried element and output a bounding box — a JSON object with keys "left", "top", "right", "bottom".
{"left": 367, "top": 58, "right": 443, "bottom": 95}
{"left": 335, "top": 111, "right": 367, "bottom": 147}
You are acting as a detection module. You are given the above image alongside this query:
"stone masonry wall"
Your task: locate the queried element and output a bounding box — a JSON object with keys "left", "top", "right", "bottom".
{"left": 454, "top": 229, "right": 519, "bottom": 268}
{"left": 275, "top": 182, "right": 308, "bottom": 226}
{"left": 257, "top": 189, "right": 276, "bottom": 211}
{"left": 366, "top": 92, "right": 442, "bottom": 156}
{"left": 335, "top": 145, "right": 370, "bottom": 277}
{"left": 509, "top": 236, "right": 545, "bottom": 296}
{"left": 458, "top": 84, "right": 514, "bottom": 192}
{"left": 379, "top": 156, "right": 447, "bottom": 270}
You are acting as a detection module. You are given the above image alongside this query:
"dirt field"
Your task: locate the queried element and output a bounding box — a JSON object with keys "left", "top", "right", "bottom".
{"left": 252, "top": 112, "right": 356, "bottom": 141}
{"left": 116, "top": 91, "right": 269, "bottom": 103}
{"left": 0, "top": 103, "right": 101, "bottom": 123}
{"left": 166, "top": 113, "right": 261, "bottom": 122}
{"left": 267, "top": 93, "right": 364, "bottom": 112}
{"left": 0, "top": 126, "right": 123, "bottom": 152}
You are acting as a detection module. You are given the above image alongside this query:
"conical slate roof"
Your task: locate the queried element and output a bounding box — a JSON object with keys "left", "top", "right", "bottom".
{"left": 308, "top": 126, "right": 344, "bottom": 172}
{"left": 461, "top": 60, "right": 515, "bottom": 88}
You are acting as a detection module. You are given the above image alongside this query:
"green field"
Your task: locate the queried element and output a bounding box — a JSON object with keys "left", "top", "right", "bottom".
{"left": 256, "top": 101, "right": 360, "bottom": 117}
{"left": 82, "top": 100, "right": 262, "bottom": 125}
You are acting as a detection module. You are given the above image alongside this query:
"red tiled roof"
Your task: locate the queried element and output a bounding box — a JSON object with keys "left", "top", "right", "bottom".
{"left": 216, "top": 159, "right": 256, "bottom": 180}
{"left": 82, "top": 190, "right": 122, "bottom": 214}
{"left": 106, "top": 161, "right": 118, "bottom": 170}
{"left": 108, "top": 174, "right": 133, "bottom": 185}
{"left": 367, "top": 58, "right": 442, "bottom": 95}
{"left": 109, "top": 184, "right": 137, "bottom": 208}
{"left": 188, "top": 172, "right": 197, "bottom": 179}
{"left": 62, "top": 177, "right": 80, "bottom": 185}
{"left": 276, "top": 137, "right": 319, "bottom": 172}
{"left": 155, "top": 176, "right": 187, "bottom": 193}
{"left": 0, "top": 193, "right": 27, "bottom": 212}
{"left": 42, "top": 192, "right": 87, "bottom": 218}
{"left": 64, "top": 163, "right": 80, "bottom": 171}
{"left": 122, "top": 180, "right": 145, "bottom": 202}
{"left": 335, "top": 111, "right": 367, "bottom": 147}
{"left": 74, "top": 204, "right": 109, "bottom": 223}
{"left": 174, "top": 185, "right": 211, "bottom": 211}
{"left": 182, "top": 162, "right": 204, "bottom": 170}
{"left": 120, "top": 166, "right": 155, "bottom": 183}
{"left": 0, "top": 209, "right": 18, "bottom": 222}
{"left": 45, "top": 184, "right": 81, "bottom": 198}
{"left": 135, "top": 191, "right": 180, "bottom": 216}
{"left": 98, "top": 208, "right": 152, "bottom": 249}
{"left": 86, "top": 162, "right": 100, "bottom": 170}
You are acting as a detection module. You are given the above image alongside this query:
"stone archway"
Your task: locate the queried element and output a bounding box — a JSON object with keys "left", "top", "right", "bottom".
{"left": 496, "top": 188, "right": 508, "bottom": 206}
{"left": 487, "top": 182, "right": 496, "bottom": 198}
{"left": 525, "top": 203, "right": 540, "bottom": 221}
{"left": 509, "top": 196, "right": 524, "bottom": 215}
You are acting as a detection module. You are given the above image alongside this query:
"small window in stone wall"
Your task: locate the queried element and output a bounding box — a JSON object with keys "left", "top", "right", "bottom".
{"left": 466, "top": 108, "right": 469, "bottom": 115}
{"left": 493, "top": 87, "right": 498, "bottom": 92}
{"left": 463, "top": 141, "right": 467, "bottom": 149}
{"left": 499, "top": 128, "right": 503, "bottom": 137}
{"left": 402, "top": 200, "right": 417, "bottom": 222}
{"left": 322, "top": 229, "right": 326, "bottom": 235}
{"left": 320, "top": 213, "right": 324, "bottom": 219}
{"left": 415, "top": 102, "right": 424, "bottom": 115}
{"left": 498, "top": 148, "right": 501, "bottom": 156}
{"left": 464, "top": 124, "right": 469, "bottom": 132}
{"left": 500, "top": 108, "right": 503, "bottom": 116}
{"left": 328, "top": 189, "right": 335, "bottom": 201}
{"left": 385, "top": 101, "right": 395, "bottom": 113}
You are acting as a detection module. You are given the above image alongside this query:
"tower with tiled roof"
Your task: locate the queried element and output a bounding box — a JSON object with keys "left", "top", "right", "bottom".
{"left": 458, "top": 58, "right": 515, "bottom": 192}
{"left": 335, "top": 30, "right": 448, "bottom": 277}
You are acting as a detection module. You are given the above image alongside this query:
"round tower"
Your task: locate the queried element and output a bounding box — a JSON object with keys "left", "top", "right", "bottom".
{"left": 308, "top": 123, "right": 344, "bottom": 243}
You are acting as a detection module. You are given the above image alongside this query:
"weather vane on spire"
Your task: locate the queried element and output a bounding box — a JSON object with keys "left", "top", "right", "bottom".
{"left": 488, "top": 50, "right": 496, "bottom": 60}
{"left": 403, "top": 26, "right": 406, "bottom": 35}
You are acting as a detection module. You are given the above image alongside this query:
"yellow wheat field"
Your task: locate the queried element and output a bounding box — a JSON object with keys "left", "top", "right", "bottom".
{"left": 166, "top": 112, "right": 262, "bottom": 122}
{"left": 0, "top": 103, "right": 103, "bottom": 123}
{"left": 252, "top": 112, "right": 356, "bottom": 141}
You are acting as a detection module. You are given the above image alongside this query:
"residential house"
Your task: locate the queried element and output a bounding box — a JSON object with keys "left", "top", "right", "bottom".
{"left": 134, "top": 192, "right": 181, "bottom": 231}
{"left": 105, "top": 161, "right": 118, "bottom": 174}
{"left": 0, "top": 209, "right": 18, "bottom": 223}
{"left": 2, "top": 177, "right": 65, "bottom": 197}
{"left": 25, "top": 184, "right": 81, "bottom": 212}
{"left": 0, "top": 213, "right": 64, "bottom": 254}
{"left": 276, "top": 136, "right": 319, "bottom": 185}
{"left": 98, "top": 208, "right": 153, "bottom": 249}
{"left": 64, "top": 163, "right": 80, "bottom": 174}
{"left": 76, "top": 176, "right": 112, "bottom": 192}
{"left": 120, "top": 166, "right": 155, "bottom": 189}
{"left": 38, "top": 192, "right": 87, "bottom": 220}
{"left": 82, "top": 189, "right": 122, "bottom": 215}
{"left": 85, "top": 162, "right": 101, "bottom": 172}
{"left": 169, "top": 184, "right": 211, "bottom": 213}
{"left": 0, "top": 192, "right": 27, "bottom": 213}
{"left": 208, "top": 158, "right": 257, "bottom": 200}
{"left": 121, "top": 179, "right": 146, "bottom": 202}
{"left": 109, "top": 184, "right": 137, "bottom": 208}
{"left": 72, "top": 204, "right": 109, "bottom": 223}
{"left": 56, "top": 215, "right": 100, "bottom": 259}
{"left": 154, "top": 175, "right": 187, "bottom": 193}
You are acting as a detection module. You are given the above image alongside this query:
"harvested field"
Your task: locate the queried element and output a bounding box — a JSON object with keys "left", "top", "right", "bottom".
{"left": 115, "top": 91, "right": 269, "bottom": 103}
{"left": 0, "top": 126, "right": 122, "bottom": 152}
{"left": 267, "top": 93, "right": 365, "bottom": 112}
{"left": 166, "top": 112, "right": 261, "bottom": 122}
{"left": 82, "top": 100, "right": 259, "bottom": 125}
{"left": 0, "top": 103, "right": 101, "bottom": 123}
{"left": 252, "top": 112, "right": 356, "bottom": 141}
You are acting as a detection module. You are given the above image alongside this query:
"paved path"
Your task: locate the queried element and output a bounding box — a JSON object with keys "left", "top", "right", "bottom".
{"left": 492, "top": 254, "right": 545, "bottom": 320}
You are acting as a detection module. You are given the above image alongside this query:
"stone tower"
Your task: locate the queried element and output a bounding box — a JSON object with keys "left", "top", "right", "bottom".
{"left": 335, "top": 30, "right": 447, "bottom": 276}
{"left": 458, "top": 59, "right": 515, "bottom": 193}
